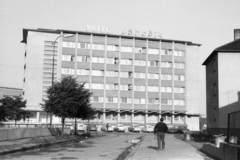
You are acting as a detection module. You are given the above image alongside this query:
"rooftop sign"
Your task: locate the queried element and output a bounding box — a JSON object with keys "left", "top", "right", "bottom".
{"left": 86, "top": 25, "right": 110, "bottom": 33}
{"left": 122, "top": 28, "right": 162, "bottom": 39}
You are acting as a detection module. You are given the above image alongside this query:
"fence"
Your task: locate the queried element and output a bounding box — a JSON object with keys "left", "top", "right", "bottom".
{"left": 227, "top": 111, "right": 240, "bottom": 144}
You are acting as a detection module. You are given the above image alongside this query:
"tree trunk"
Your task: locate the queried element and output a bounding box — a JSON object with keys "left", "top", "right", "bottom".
{"left": 15, "top": 120, "right": 17, "bottom": 126}
{"left": 61, "top": 117, "right": 65, "bottom": 135}
{"left": 74, "top": 118, "right": 77, "bottom": 135}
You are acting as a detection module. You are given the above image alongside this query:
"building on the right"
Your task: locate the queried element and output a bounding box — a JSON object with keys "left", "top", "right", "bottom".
{"left": 202, "top": 29, "right": 240, "bottom": 135}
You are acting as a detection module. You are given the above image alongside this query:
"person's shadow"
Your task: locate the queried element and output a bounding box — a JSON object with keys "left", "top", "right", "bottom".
{"left": 147, "top": 146, "right": 159, "bottom": 151}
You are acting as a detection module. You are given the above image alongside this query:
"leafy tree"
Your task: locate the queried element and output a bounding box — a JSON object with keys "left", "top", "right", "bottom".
{"left": 0, "top": 95, "right": 30, "bottom": 125}
{"left": 41, "top": 76, "right": 93, "bottom": 134}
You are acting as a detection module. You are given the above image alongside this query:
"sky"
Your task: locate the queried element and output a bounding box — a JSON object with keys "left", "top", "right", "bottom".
{"left": 0, "top": 0, "right": 240, "bottom": 114}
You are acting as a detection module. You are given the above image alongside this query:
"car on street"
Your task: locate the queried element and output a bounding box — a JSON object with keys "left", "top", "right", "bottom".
{"left": 77, "top": 123, "right": 86, "bottom": 131}
{"left": 142, "top": 125, "right": 154, "bottom": 133}
{"left": 128, "top": 124, "right": 141, "bottom": 132}
{"left": 101, "top": 123, "right": 114, "bottom": 132}
{"left": 114, "top": 124, "right": 125, "bottom": 132}
{"left": 86, "top": 124, "right": 97, "bottom": 131}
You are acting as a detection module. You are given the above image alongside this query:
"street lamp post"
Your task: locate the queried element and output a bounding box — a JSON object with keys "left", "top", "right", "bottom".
{"left": 49, "top": 34, "right": 73, "bottom": 127}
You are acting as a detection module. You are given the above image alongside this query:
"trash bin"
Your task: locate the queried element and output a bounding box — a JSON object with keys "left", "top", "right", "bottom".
{"left": 185, "top": 132, "right": 191, "bottom": 141}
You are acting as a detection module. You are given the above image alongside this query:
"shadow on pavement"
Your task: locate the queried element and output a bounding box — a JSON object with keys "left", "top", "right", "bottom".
{"left": 147, "top": 146, "right": 158, "bottom": 151}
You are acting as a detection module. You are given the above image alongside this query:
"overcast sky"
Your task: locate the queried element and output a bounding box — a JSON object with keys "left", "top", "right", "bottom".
{"left": 0, "top": 0, "right": 240, "bottom": 90}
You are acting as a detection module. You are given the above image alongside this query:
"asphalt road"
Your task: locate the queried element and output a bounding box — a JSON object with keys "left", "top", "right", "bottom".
{"left": 0, "top": 131, "right": 145, "bottom": 160}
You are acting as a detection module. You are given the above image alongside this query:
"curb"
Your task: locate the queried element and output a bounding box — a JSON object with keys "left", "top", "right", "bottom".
{"left": 0, "top": 138, "right": 78, "bottom": 156}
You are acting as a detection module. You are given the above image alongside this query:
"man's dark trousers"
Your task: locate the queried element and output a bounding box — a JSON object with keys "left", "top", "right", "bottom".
{"left": 156, "top": 132, "right": 165, "bottom": 150}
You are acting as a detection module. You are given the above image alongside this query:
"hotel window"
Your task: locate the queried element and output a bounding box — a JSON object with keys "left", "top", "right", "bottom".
{"left": 174, "top": 63, "right": 185, "bottom": 69}
{"left": 106, "top": 84, "right": 118, "bottom": 90}
{"left": 77, "top": 56, "right": 90, "bottom": 62}
{"left": 106, "top": 71, "right": 118, "bottom": 77}
{"left": 134, "top": 114, "right": 144, "bottom": 121}
{"left": 134, "top": 72, "right": 146, "bottom": 79}
{"left": 62, "top": 41, "right": 76, "bottom": 48}
{"left": 121, "top": 46, "right": 133, "bottom": 52}
{"left": 121, "top": 114, "right": 131, "bottom": 120}
{"left": 148, "top": 61, "right": 159, "bottom": 67}
{"left": 163, "top": 115, "right": 171, "bottom": 122}
{"left": 78, "top": 42, "right": 91, "bottom": 49}
{"left": 128, "top": 84, "right": 133, "bottom": 90}
{"left": 174, "top": 87, "right": 185, "bottom": 93}
{"left": 92, "top": 70, "right": 104, "bottom": 76}
{"left": 161, "top": 87, "right": 172, "bottom": 93}
{"left": 107, "top": 45, "right": 119, "bottom": 51}
{"left": 134, "top": 98, "right": 146, "bottom": 104}
{"left": 135, "top": 47, "right": 146, "bottom": 54}
{"left": 161, "top": 49, "right": 173, "bottom": 56}
{"left": 77, "top": 69, "right": 90, "bottom": 75}
{"left": 148, "top": 86, "right": 159, "bottom": 92}
{"left": 161, "top": 74, "right": 172, "bottom": 80}
{"left": 61, "top": 68, "right": 74, "bottom": 75}
{"left": 148, "top": 48, "right": 159, "bottom": 55}
{"left": 106, "top": 97, "right": 118, "bottom": 103}
{"left": 121, "top": 97, "right": 132, "bottom": 104}
{"left": 120, "top": 85, "right": 128, "bottom": 91}
{"left": 120, "top": 72, "right": 129, "bottom": 78}
{"left": 92, "top": 96, "right": 104, "bottom": 102}
{"left": 92, "top": 43, "right": 105, "bottom": 50}
{"left": 174, "top": 115, "right": 184, "bottom": 122}
{"left": 114, "top": 58, "right": 119, "bottom": 64}
{"left": 134, "top": 60, "right": 146, "bottom": 66}
{"left": 91, "top": 83, "right": 104, "bottom": 89}
{"left": 161, "top": 62, "right": 172, "bottom": 68}
{"left": 92, "top": 57, "right": 104, "bottom": 63}
{"left": 161, "top": 99, "right": 172, "bottom": 105}
{"left": 174, "top": 100, "right": 185, "bottom": 105}
{"left": 148, "top": 115, "right": 158, "bottom": 121}
{"left": 134, "top": 85, "right": 146, "bottom": 91}
{"left": 148, "top": 98, "right": 159, "bottom": 104}
{"left": 174, "top": 50, "right": 185, "bottom": 57}
{"left": 106, "top": 58, "right": 114, "bottom": 64}
{"left": 84, "top": 83, "right": 89, "bottom": 89}
{"left": 120, "top": 59, "right": 132, "bottom": 65}
{"left": 62, "top": 55, "right": 74, "bottom": 61}
{"left": 148, "top": 73, "right": 159, "bottom": 79}
{"left": 174, "top": 75, "right": 185, "bottom": 81}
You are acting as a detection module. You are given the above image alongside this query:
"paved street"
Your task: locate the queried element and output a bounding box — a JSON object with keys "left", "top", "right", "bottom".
{"left": 0, "top": 132, "right": 216, "bottom": 160}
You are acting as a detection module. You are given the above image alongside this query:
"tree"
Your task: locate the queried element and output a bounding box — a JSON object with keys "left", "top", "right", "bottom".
{"left": 0, "top": 95, "right": 31, "bottom": 125}
{"left": 41, "top": 76, "right": 93, "bottom": 134}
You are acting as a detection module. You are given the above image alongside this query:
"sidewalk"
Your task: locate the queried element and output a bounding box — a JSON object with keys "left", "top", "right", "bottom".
{"left": 128, "top": 134, "right": 210, "bottom": 160}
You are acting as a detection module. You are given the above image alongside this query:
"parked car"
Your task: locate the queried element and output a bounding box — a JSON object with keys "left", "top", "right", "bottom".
{"left": 167, "top": 125, "right": 178, "bottom": 133}
{"left": 114, "top": 124, "right": 125, "bottom": 132}
{"left": 142, "top": 125, "right": 154, "bottom": 133}
{"left": 77, "top": 123, "right": 86, "bottom": 131}
{"left": 86, "top": 124, "right": 97, "bottom": 131}
{"left": 128, "top": 124, "right": 141, "bottom": 132}
{"left": 101, "top": 123, "right": 114, "bottom": 132}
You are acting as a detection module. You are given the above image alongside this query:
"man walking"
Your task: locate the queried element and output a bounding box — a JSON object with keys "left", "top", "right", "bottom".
{"left": 154, "top": 118, "right": 168, "bottom": 151}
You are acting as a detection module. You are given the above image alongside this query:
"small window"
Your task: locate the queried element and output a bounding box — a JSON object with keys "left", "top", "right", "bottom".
{"left": 213, "top": 83, "right": 217, "bottom": 96}
{"left": 213, "top": 59, "right": 216, "bottom": 72}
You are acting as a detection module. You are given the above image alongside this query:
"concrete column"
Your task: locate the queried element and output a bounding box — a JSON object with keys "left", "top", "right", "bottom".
{"left": 36, "top": 112, "right": 40, "bottom": 123}
{"left": 145, "top": 113, "right": 148, "bottom": 124}
{"left": 103, "top": 112, "right": 106, "bottom": 123}
{"left": 117, "top": 112, "right": 120, "bottom": 123}
{"left": 171, "top": 113, "right": 174, "bottom": 124}
{"left": 158, "top": 114, "right": 161, "bottom": 122}
{"left": 184, "top": 115, "right": 187, "bottom": 125}
{"left": 131, "top": 113, "right": 134, "bottom": 123}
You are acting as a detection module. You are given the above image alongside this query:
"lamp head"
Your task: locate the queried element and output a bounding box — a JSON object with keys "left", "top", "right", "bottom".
{"left": 63, "top": 34, "right": 73, "bottom": 38}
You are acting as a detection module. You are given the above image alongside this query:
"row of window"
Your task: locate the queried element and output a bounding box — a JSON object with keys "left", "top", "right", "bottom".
{"left": 62, "top": 55, "right": 185, "bottom": 68}
{"left": 61, "top": 68, "right": 185, "bottom": 81}
{"left": 92, "top": 96, "right": 185, "bottom": 105}
{"left": 84, "top": 83, "right": 185, "bottom": 93}
{"left": 62, "top": 42, "right": 185, "bottom": 56}
{"left": 105, "top": 114, "right": 184, "bottom": 121}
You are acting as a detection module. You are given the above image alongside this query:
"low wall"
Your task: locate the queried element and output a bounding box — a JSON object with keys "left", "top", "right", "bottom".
{"left": 0, "top": 128, "right": 70, "bottom": 141}
{"left": 201, "top": 142, "right": 240, "bottom": 160}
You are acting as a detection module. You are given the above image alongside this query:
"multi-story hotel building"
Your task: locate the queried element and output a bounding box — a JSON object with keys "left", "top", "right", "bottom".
{"left": 21, "top": 28, "right": 202, "bottom": 130}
